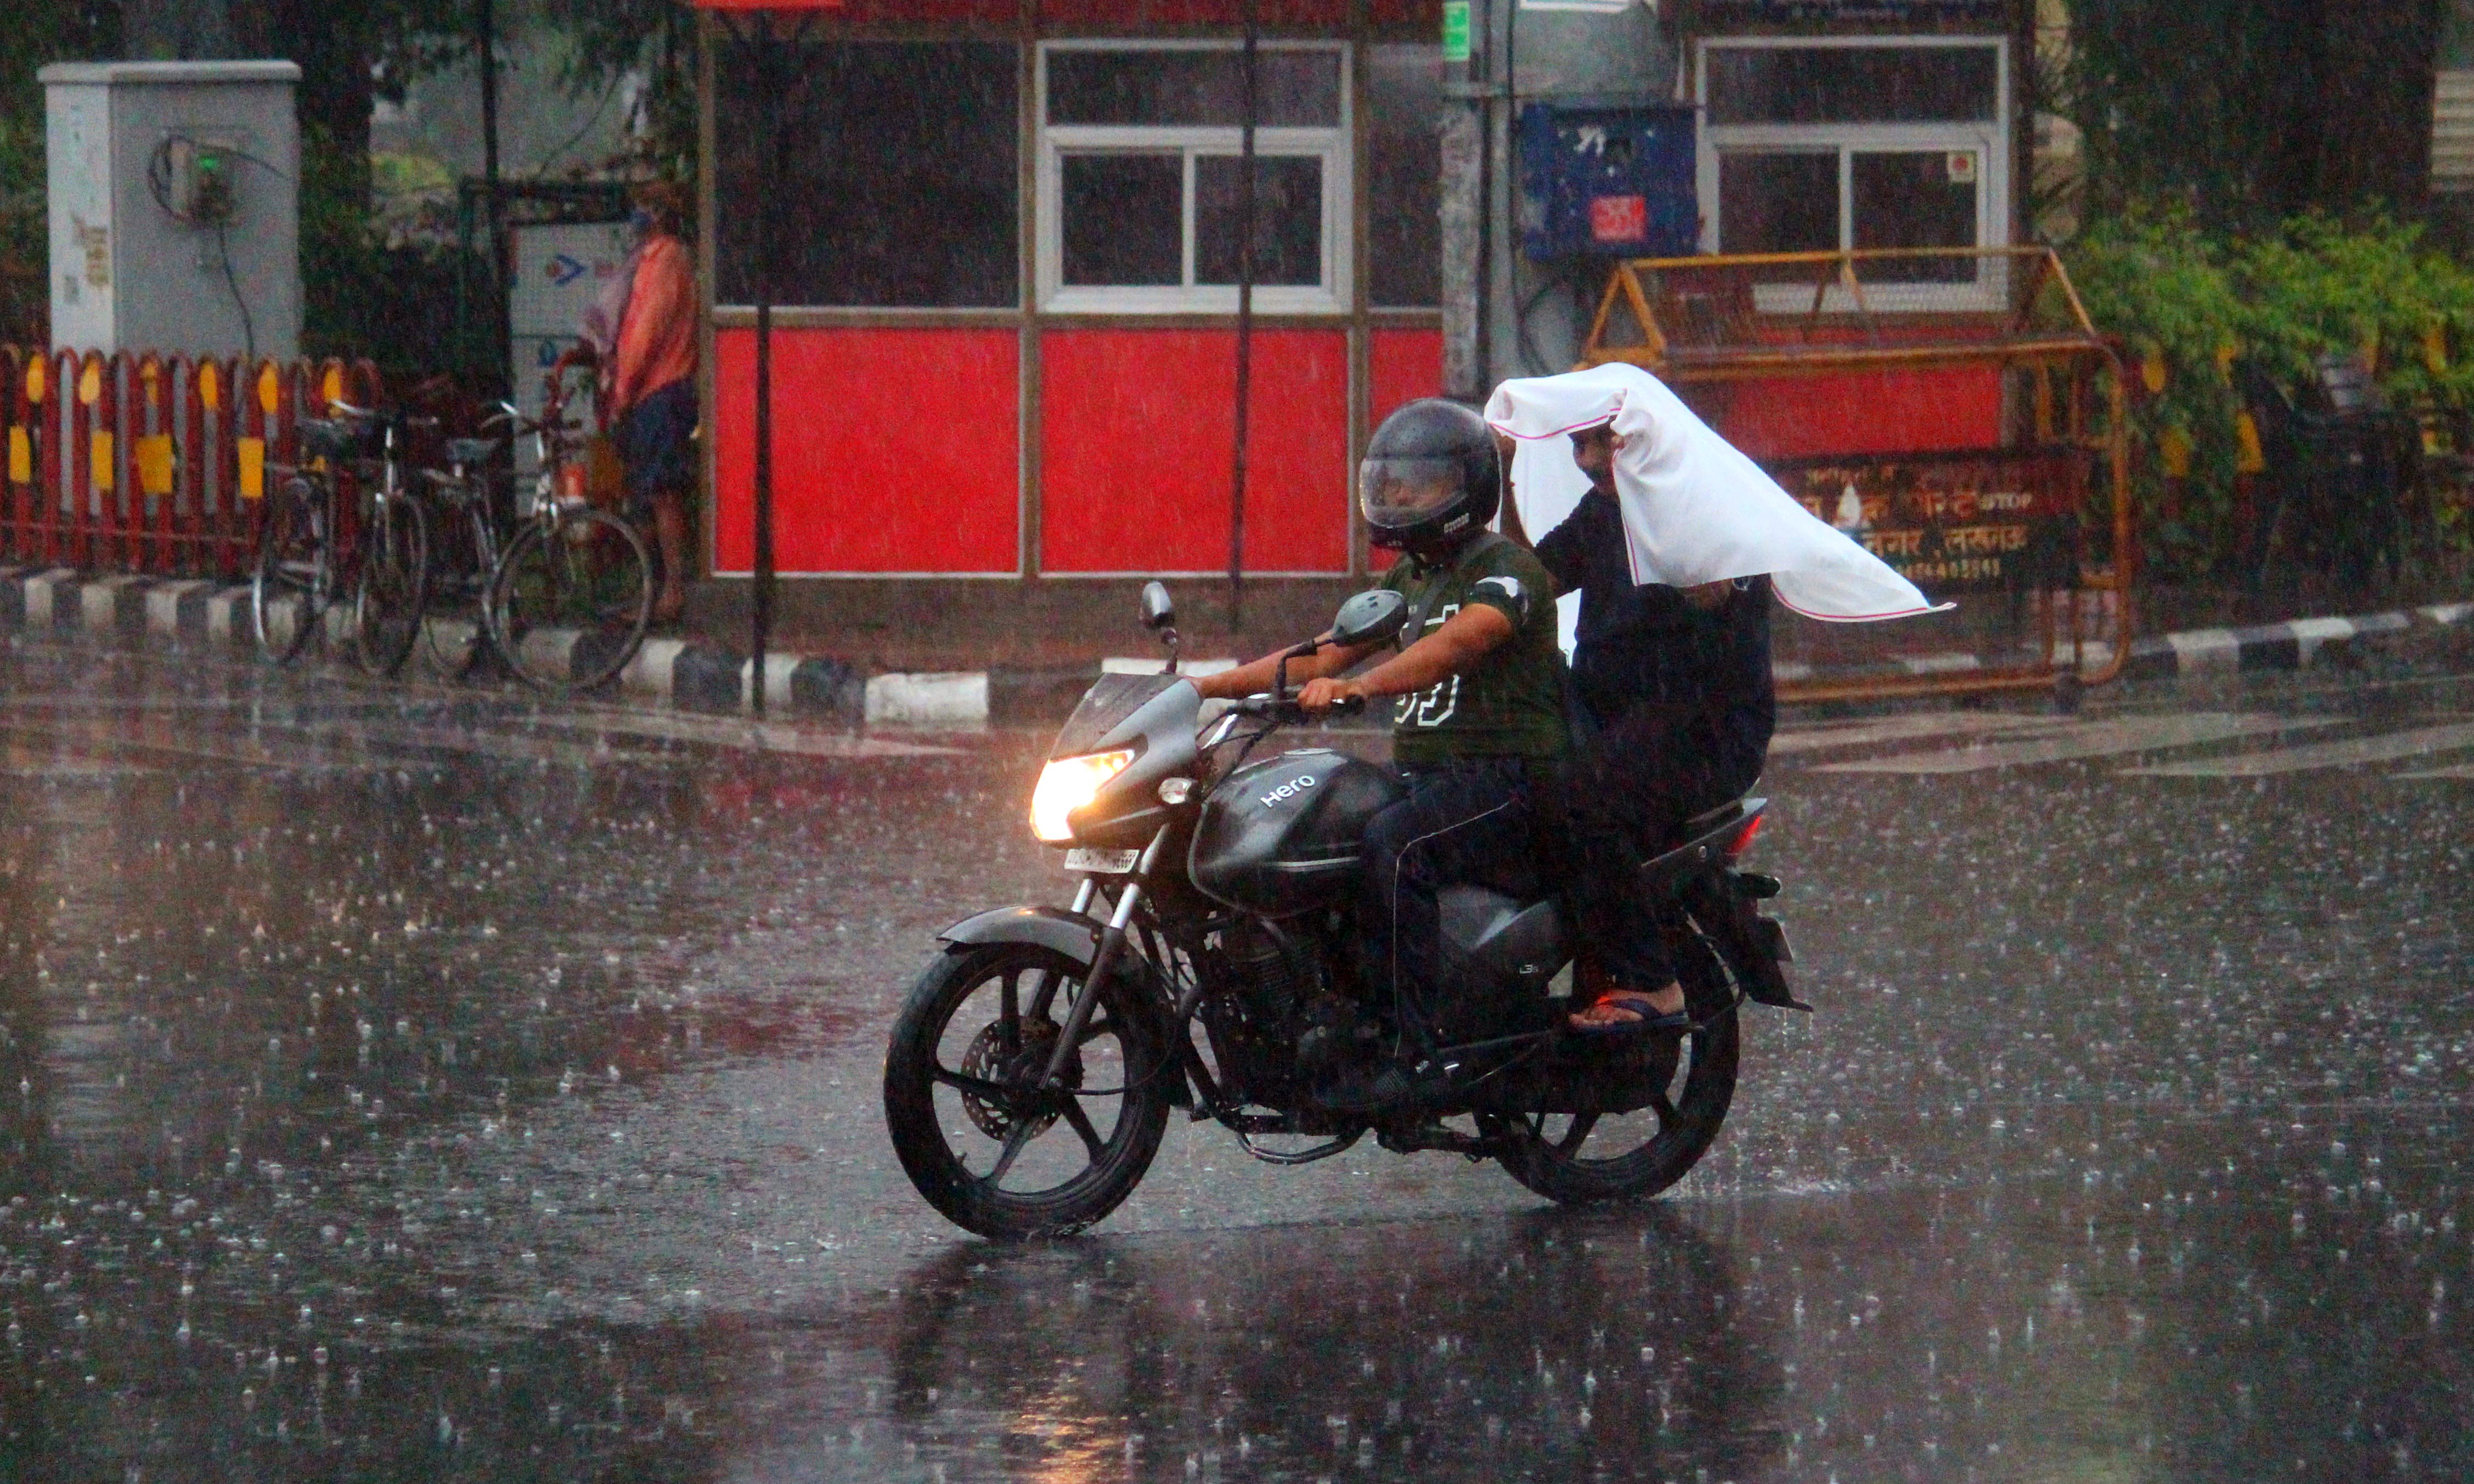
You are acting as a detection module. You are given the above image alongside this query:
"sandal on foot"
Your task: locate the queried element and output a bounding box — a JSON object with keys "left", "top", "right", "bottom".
{"left": 1566, "top": 989, "right": 1690, "bottom": 1037}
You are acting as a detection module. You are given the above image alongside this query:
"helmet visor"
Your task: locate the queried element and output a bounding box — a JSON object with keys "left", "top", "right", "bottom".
{"left": 1359, "top": 456, "right": 1463, "bottom": 531}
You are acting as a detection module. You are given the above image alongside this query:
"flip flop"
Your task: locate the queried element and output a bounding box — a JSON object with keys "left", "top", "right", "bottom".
{"left": 1566, "top": 989, "right": 1691, "bottom": 1037}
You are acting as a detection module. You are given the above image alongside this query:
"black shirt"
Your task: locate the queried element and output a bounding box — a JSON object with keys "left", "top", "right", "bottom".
{"left": 1534, "top": 490, "right": 1776, "bottom": 752}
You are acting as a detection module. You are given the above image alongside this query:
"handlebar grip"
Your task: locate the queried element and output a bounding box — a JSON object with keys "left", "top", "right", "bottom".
{"left": 1328, "top": 694, "right": 1367, "bottom": 716}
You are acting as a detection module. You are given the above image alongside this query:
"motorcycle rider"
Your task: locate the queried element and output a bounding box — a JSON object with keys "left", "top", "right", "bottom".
{"left": 1523, "top": 421, "right": 1774, "bottom": 1033}
{"left": 1193, "top": 399, "right": 1569, "bottom": 1104}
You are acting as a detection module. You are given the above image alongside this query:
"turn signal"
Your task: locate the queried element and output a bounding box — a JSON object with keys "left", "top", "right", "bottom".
{"left": 1726, "top": 814, "right": 1765, "bottom": 858}
{"left": 1029, "top": 749, "right": 1135, "bottom": 843}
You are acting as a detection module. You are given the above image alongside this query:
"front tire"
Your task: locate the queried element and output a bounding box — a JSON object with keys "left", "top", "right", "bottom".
{"left": 487, "top": 510, "right": 652, "bottom": 692}
{"left": 1492, "top": 932, "right": 1742, "bottom": 1205}
{"left": 884, "top": 942, "right": 1171, "bottom": 1239}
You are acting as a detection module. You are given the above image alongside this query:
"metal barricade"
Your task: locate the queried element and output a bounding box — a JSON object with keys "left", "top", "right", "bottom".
{"left": 1577, "top": 246, "right": 2137, "bottom": 706}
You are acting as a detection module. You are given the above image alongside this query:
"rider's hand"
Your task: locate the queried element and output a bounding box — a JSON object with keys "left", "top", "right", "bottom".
{"left": 1297, "top": 676, "right": 1363, "bottom": 715}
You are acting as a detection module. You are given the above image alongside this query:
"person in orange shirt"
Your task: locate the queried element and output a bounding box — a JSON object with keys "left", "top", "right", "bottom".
{"left": 602, "top": 180, "right": 699, "bottom": 626}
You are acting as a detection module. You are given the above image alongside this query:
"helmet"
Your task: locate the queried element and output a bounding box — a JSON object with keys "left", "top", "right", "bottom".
{"left": 1360, "top": 398, "right": 1501, "bottom": 561}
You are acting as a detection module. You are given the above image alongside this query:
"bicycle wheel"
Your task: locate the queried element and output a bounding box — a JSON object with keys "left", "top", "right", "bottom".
{"left": 351, "top": 492, "right": 430, "bottom": 677}
{"left": 486, "top": 509, "right": 652, "bottom": 692}
{"left": 251, "top": 478, "right": 328, "bottom": 665}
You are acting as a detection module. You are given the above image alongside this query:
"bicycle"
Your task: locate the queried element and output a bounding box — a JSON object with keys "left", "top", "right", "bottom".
{"left": 341, "top": 403, "right": 433, "bottom": 677}
{"left": 481, "top": 365, "right": 652, "bottom": 693}
{"left": 250, "top": 405, "right": 432, "bottom": 675}
{"left": 413, "top": 416, "right": 519, "bottom": 680}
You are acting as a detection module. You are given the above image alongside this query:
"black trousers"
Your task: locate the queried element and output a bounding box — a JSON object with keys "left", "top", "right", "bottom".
{"left": 1356, "top": 757, "right": 1544, "bottom": 1052}
{"left": 1541, "top": 703, "right": 1766, "bottom": 991}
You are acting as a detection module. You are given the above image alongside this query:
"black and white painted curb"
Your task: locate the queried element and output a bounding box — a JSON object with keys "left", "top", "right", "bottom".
{"left": 5, "top": 564, "right": 2469, "bottom": 725}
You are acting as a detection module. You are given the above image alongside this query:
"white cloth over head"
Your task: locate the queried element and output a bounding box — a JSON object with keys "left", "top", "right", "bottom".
{"left": 1483, "top": 363, "right": 1950, "bottom": 623}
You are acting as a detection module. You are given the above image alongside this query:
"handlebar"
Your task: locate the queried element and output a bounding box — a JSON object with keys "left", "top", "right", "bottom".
{"left": 1231, "top": 692, "right": 1368, "bottom": 720}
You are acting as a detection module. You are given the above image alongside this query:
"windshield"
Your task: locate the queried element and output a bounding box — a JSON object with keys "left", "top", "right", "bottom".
{"left": 1051, "top": 672, "right": 1183, "bottom": 760}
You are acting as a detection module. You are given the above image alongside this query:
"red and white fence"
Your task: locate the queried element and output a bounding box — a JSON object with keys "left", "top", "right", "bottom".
{"left": 0, "top": 348, "right": 384, "bottom": 581}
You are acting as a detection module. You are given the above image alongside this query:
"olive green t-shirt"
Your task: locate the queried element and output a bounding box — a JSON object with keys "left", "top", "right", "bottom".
{"left": 1374, "top": 534, "right": 1569, "bottom": 765}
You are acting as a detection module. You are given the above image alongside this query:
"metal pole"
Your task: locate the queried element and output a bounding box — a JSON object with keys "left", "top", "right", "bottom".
{"left": 1227, "top": 1, "right": 1259, "bottom": 635}
{"left": 751, "top": 19, "right": 779, "bottom": 714}
{"left": 477, "top": 0, "right": 507, "bottom": 396}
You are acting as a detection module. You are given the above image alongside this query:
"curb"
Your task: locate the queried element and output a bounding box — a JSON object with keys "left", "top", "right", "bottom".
{"left": 4, "top": 567, "right": 2469, "bottom": 725}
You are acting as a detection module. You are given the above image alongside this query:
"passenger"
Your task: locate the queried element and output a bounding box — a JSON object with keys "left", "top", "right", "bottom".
{"left": 1194, "top": 399, "right": 1568, "bottom": 1104}
{"left": 1526, "top": 422, "right": 1774, "bottom": 1033}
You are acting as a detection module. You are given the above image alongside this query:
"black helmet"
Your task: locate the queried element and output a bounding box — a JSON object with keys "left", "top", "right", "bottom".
{"left": 1360, "top": 398, "right": 1501, "bottom": 561}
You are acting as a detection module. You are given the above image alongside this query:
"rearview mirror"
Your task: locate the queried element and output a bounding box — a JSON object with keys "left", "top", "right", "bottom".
{"left": 1329, "top": 589, "right": 1409, "bottom": 648}
{"left": 1139, "top": 581, "right": 1176, "bottom": 631}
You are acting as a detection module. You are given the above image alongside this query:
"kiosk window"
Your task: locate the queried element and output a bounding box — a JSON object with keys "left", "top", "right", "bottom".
{"left": 1039, "top": 42, "right": 1351, "bottom": 314}
{"left": 1701, "top": 38, "right": 2007, "bottom": 307}
{"left": 715, "top": 42, "right": 1019, "bottom": 309}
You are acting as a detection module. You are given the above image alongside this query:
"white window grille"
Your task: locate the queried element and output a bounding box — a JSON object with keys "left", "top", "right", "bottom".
{"left": 1698, "top": 36, "right": 2010, "bottom": 312}
{"left": 1036, "top": 41, "right": 1352, "bottom": 315}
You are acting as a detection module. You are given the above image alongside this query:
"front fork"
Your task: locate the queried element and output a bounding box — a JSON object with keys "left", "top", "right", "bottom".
{"left": 1030, "top": 827, "right": 1170, "bottom": 1091}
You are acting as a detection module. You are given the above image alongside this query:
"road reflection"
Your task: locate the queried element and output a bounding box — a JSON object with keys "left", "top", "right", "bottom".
{"left": 877, "top": 1206, "right": 1785, "bottom": 1481}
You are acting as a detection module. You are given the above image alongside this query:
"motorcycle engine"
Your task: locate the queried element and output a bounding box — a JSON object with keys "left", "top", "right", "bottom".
{"left": 1199, "top": 921, "right": 1319, "bottom": 1103}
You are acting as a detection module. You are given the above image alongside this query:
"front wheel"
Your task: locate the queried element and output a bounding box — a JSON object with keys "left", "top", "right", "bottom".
{"left": 351, "top": 493, "right": 430, "bottom": 676}
{"left": 486, "top": 510, "right": 652, "bottom": 692}
{"left": 884, "top": 942, "right": 1172, "bottom": 1239}
{"left": 1492, "top": 934, "right": 1742, "bottom": 1206}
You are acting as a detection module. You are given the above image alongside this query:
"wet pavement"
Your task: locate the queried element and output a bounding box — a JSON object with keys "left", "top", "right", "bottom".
{"left": 2, "top": 633, "right": 2472, "bottom": 1481}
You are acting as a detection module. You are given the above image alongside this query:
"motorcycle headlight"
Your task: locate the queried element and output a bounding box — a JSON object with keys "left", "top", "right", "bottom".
{"left": 1029, "top": 749, "right": 1136, "bottom": 843}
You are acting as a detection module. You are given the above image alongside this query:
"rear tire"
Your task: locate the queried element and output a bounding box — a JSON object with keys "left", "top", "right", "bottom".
{"left": 351, "top": 493, "right": 430, "bottom": 676}
{"left": 1493, "top": 934, "right": 1741, "bottom": 1205}
{"left": 884, "top": 942, "right": 1171, "bottom": 1239}
{"left": 251, "top": 478, "right": 327, "bottom": 665}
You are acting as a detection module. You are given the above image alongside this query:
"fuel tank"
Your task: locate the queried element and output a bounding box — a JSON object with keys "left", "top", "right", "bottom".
{"left": 1188, "top": 749, "right": 1405, "bottom": 917}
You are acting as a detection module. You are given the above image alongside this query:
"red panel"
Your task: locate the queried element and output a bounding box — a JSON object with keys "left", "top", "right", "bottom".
{"left": 1037, "top": 0, "right": 1349, "bottom": 27}
{"left": 714, "top": 328, "right": 1019, "bottom": 574}
{"left": 1368, "top": 327, "right": 1442, "bottom": 426}
{"left": 1041, "top": 328, "right": 1349, "bottom": 574}
{"left": 836, "top": 0, "right": 1015, "bottom": 22}
{"left": 1696, "top": 368, "right": 2004, "bottom": 460}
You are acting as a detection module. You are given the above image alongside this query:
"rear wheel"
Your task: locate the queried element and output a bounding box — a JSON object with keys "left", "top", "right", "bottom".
{"left": 251, "top": 478, "right": 329, "bottom": 665}
{"left": 351, "top": 492, "right": 430, "bottom": 676}
{"left": 487, "top": 510, "right": 652, "bottom": 692}
{"left": 884, "top": 942, "right": 1171, "bottom": 1239}
{"left": 1492, "top": 934, "right": 1741, "bottom": 1205}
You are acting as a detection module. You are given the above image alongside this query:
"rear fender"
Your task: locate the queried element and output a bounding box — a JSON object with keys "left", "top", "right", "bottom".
{"left": 1681, "top": 871, "right": 1810, "bottom": 1012}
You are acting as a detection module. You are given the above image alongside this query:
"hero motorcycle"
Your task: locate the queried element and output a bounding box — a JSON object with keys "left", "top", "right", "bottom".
{"left": 882, "top": 582, "right": 1805, "bottom": 1238}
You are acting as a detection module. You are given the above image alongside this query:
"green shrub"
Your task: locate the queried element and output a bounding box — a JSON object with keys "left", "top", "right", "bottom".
{"left": 2064, "top": 204, "right": 2474, "bottom": 581}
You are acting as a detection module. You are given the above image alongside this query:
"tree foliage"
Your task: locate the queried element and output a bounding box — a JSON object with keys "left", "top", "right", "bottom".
{"left": 2058, "top": 0, "right": 2446, "bottom": 232}
{"left": 2066, "top": 206, "right": 2474, "bottom": 578}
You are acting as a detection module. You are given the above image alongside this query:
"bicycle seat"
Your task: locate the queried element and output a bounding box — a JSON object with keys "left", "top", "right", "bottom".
{"left": 444, "top": 438, "right": 499, "bottom": 468}
{"left": 297, "top": 419, "right": 375, "bottom": 462}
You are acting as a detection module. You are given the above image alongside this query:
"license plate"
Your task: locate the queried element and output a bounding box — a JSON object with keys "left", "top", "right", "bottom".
{"left": 1065, "top": 847, "right": 1139, "bottom": 875}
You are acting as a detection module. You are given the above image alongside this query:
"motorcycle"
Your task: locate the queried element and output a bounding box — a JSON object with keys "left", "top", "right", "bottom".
{"left": 883, "top": 582, "right": 1806, "bottom": 1239}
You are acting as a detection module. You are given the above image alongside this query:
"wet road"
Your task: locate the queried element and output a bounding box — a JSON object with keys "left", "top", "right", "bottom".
{"left": 3, "top": 633, "right": 2473, "bottom": 1481}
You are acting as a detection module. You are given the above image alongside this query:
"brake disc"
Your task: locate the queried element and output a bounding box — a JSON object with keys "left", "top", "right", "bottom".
{"left": 955, "top": 1018, "right": 1083, "bottom": 1141}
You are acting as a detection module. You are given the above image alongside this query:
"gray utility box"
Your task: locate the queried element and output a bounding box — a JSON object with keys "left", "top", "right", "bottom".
{"left": 41, "top": 60, "right": 301, "bottom": 362}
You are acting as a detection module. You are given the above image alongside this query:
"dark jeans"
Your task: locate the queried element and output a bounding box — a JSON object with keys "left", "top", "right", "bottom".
{"left": 1357, "top": 757, "right": 1544, "bottom": 1052}
{"left": 1542, "top": 703, "right": 1766, "bottom": 991}
{"left": 615, "top": 379, "right": 697, "bottom": 522}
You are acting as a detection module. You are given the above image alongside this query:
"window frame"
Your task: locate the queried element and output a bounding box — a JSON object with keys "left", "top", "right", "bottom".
{"left": 1036, "top": 39, "right": 1354, "bottom": 316}
{"left": 1697, "top": 35, "right": 2010, "bottom": 314}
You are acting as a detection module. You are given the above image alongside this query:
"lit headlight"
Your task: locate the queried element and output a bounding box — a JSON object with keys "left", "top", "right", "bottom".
{"left": 1029, "top": 749, "right": 1135, "bottom": 843}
